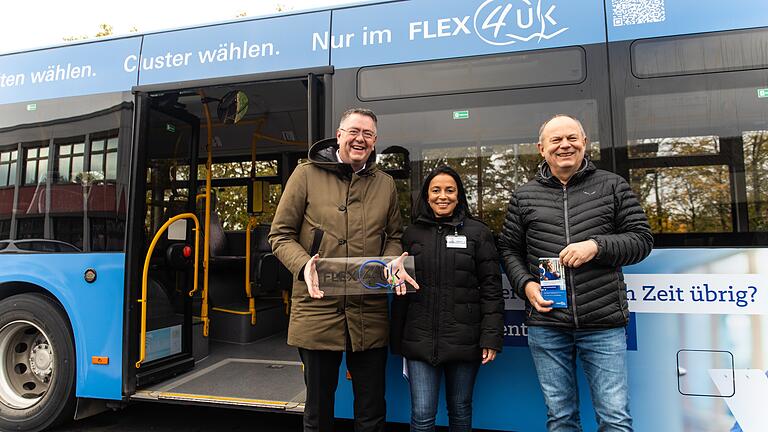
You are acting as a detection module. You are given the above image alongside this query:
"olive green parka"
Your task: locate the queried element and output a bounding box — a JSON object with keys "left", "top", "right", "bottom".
{"left": 268, "top": 138, "right": 403, "bottom": 351}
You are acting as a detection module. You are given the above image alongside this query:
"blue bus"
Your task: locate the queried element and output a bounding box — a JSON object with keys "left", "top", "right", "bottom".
{"left": 1, "top": 0, "right": 767, "bottom": 430}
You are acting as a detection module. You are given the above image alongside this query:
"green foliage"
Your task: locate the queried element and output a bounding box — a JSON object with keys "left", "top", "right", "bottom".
{"left": 419, "top": 143, "right": 541, "bottom": 234}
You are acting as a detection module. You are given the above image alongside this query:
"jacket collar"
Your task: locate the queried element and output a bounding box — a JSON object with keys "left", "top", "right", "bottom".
{"left": 414, "top": 207, "right": 467, "bottom": 228}
{"left": 536, "top": 158, "right": 595, "bottom": 187}
{"left": 308, "top": 137, "right": 377, "bottom": 178}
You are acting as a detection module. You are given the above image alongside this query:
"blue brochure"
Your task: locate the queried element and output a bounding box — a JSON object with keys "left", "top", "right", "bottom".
{"left": 539, "top": 258, "right": 567, "bottom": 308}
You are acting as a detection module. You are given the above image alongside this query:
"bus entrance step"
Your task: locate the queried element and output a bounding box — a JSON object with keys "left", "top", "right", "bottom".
{"left": 131, "top": 358, "right": 305, "bottom": 413}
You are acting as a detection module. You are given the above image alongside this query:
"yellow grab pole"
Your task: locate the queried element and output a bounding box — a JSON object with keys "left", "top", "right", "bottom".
{"left": 137, "top": 213, "right": 200, "bottom": 368}
{"left": 245, "top": 217, "right": 257, "bottom": 325}
{"left": 200, "top": 91, "right": 213, "bottom": 337}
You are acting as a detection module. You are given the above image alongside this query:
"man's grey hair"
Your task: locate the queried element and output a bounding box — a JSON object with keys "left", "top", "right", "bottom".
{"left": 538, "top": 114, "right": 587, "bottom": 143}
{"left": 339, "top": 108, "right": 378, "bottom": 129}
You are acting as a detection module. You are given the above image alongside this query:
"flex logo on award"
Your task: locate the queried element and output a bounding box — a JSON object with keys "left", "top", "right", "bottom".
{"left": 358, "top": 259, "right": 403, "bottom": 291}
{"left": 474, "top": 0, "right": 568, "bottom": 46}
{"left": 316, "top": 257, "right": 413, "bottom": 295}
{"left": 319, "top": 260, "right": 397, "bottom": 289}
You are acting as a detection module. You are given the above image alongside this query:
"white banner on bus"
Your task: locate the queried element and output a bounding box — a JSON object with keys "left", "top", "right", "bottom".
{"left": 626, "top": 274, "right": 765, "bottom": 315}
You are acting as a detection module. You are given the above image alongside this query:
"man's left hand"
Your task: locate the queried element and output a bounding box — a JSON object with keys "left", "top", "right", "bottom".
{"left": 559, "top": 240, "right": 598, "bottom": 268}
{"left": 389, "top": 252, "right": 419, "bottom": 295}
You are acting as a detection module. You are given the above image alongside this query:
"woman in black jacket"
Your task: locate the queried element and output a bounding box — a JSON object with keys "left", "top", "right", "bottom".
{"left": 391, "top": 165, "right": 504, "bottom": 432}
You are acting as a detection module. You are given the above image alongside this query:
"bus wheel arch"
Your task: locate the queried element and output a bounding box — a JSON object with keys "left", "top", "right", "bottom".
{"left": 0, "top": 293, "right": 77, "bottom": 432}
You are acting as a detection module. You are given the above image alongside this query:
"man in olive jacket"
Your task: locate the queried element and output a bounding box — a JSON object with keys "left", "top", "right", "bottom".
{"left": 269, "top": 108, "right": 405, "bottom": 432}
{"left": 499, "top": 115, "right": 652, "bottom": 432}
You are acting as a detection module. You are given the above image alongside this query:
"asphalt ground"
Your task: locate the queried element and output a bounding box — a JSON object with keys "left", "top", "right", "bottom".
{"left": 48, "top": 401, "right": 414, "bottom": 432}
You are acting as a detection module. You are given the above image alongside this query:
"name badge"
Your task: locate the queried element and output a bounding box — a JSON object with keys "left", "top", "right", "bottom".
{"left": 446, "top": 235, "right": 467, "bottom": 249}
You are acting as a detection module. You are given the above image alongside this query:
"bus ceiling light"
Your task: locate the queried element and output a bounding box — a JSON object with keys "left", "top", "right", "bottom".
{"left": 84, "top": 269, "right": 97, "bottom": 283}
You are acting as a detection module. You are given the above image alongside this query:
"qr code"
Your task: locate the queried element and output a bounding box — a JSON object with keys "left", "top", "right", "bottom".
{"left": 611, "top": 0, "right": 666, "bottom": 27}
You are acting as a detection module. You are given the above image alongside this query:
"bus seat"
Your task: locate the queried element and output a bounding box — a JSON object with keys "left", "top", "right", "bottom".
{"left": 204, "top": 192, "right": 245, "bottom": 269}
{"left": 250, "top": 224, "right": 280, "bottom": 296}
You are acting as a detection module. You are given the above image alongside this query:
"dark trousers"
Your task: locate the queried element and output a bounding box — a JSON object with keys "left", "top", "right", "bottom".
{"left": 298, "top": 347, "right": 388, "bottom": 432}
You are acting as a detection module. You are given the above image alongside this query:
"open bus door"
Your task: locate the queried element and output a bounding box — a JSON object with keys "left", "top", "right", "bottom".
{"left": 125, "top": 72, "right": 328, "bottom": 410}
{"left": 126, "top": 93, "right": 201, "bottom": 390}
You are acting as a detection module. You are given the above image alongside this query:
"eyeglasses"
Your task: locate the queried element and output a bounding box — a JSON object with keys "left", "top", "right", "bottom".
{"left": 339, "top": 128, "right": 376, "bottom": 140}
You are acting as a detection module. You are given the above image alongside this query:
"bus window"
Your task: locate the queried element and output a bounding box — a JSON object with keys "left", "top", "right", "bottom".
{"left": 0, "top": 93, "right": 132, "bottom": 251}
{"left": 358, "top": 48, "right": 586, "bottom": 100}
{"left": 743, "top": 130, "right": 768, "bottom": 231}
{"left": 618, "top": 83, "right": 768, "bottom": 243}
{"left": 630, "top": 165, "right": 732, "bottom": 233}
{"left": 0, "top": 148, "right": 17, "bottom": 240}
{"left": 375, "top": 100, "right": 602, "bottom": 235}
{"left": 632, "top": 28, "right": 768, "bottom": 78}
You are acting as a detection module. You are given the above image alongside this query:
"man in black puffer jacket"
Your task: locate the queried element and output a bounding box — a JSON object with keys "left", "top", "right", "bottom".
{"left": 499, "top": 114, "right": 652, "bottom": 432}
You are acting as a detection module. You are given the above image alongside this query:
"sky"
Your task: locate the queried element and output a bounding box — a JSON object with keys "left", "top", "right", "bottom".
{"left": 1, "top": 0, "right": 364, "bottom": 54}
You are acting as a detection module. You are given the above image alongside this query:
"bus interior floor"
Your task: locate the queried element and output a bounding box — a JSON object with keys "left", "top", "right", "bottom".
{"left": 132, "top": 332, "right": 306, "bottom": 412}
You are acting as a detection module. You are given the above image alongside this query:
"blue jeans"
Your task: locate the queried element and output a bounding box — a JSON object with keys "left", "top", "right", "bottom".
{"left": 406, "top": 359, "right": 479, "bottom": 432}
{"left": 528, "top": 326, "right": 632, "bottom": 432}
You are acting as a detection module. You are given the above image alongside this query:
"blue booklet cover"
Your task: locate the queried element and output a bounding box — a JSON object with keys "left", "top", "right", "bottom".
{"left": 539, "top": 257, "right": 567, "bottom": 308}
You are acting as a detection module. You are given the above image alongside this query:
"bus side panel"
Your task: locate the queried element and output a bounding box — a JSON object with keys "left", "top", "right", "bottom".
{"left": 0, "top": 253, "right": 125, "bottom": 400}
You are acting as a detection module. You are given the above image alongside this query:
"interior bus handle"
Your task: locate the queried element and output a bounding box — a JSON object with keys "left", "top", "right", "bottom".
{"left": 136, "top": 212, "right": 201, "bottom": 369}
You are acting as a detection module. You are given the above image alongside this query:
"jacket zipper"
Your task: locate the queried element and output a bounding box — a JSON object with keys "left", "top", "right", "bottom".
{"left": 432, "top": 225, "right": 443, "bottom": 364}
{"left": 563, "top": 185, "right": 580, "bottom": 328}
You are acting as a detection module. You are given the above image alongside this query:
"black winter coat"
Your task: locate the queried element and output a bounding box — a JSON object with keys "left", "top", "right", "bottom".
{"left": 391, "top": 211, "right": 504, "bottom": 365}
{"left": 499, "top": 160, "right": 652, "bottom": 329}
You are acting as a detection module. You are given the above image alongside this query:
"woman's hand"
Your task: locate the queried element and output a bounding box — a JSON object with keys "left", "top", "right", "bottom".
{"left": 389, "top": 252, "right": 420, "bottom": 295}
{"left": 481, "top": 348, "right": 497, "bottom": 365}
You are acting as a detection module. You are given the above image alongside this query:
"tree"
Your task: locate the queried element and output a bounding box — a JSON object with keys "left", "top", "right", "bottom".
{"left": 62, "top": 23, "right": 113, "bottom": 42}
{"left": 629, "top": 136, "right": 732, "bottom": 233}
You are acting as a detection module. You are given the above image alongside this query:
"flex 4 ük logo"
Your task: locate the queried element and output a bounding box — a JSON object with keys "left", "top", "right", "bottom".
{"left": 474, "top": 0, "right": 568, "bottom": 45}
{"left": 409, "top": 0, "right": 568, "bottom": 46}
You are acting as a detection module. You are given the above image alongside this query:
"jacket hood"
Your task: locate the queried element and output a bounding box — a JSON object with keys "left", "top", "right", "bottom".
{"left": 536, "top": 157, "right": 596, "bottom": 187}
{"left": 308, "top": 137, "right": 377, "bottom": 177}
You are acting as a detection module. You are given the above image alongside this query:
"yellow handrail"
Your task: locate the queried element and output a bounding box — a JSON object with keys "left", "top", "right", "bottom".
{"left": 136, "top": 213, "right": 200, "bottom": 368}
{"left": 200, "top": 91, "right": 213, "bottom": 337}
{"left": 186, "top": 194, "right": 207, "bottom": 298}
{"left": 245, "top": 217, "right": 257, "bottom": 325}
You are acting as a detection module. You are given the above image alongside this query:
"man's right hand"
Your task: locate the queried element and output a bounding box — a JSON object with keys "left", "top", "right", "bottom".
{"left": 525, "top": 281, "right": 553, "bottom": 313}
{"left": 303, "top": 254, "right": 323, "bottom": 299}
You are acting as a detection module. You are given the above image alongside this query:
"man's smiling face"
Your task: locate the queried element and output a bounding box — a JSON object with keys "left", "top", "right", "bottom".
{"left": 537, "top": 116, "right": 587, "bottom": 184}
{"left": 336, "top": 113, "right": 377, "bottom": 172}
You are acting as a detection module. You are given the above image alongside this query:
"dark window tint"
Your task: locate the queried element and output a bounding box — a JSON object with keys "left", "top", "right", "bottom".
{"left": 376, "top": 100, "right": 601, "bottom": 234}
{"left": 0, "top": 93, "right": 132, "bottom": 252}
{"left": 16, "top": 217, "right": 44, "bottom": 239}
{"left": 632, "top": 28, "right": 768, "bottom": 78}
{"left": 617, "top": 78, "right": 768, "bottom": 243}
{"left": 358, "top": 48, "right": 586, "bottom": 100}
{"left": 630, "top": 165, "right": 732, "bottom": 233}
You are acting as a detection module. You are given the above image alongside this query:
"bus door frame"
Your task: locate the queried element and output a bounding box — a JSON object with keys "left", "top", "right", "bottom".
{"left": 124, "top": 92, "right": 200, "bottom": 394}
{"left": 123, "top": 68, "right": 332, "bottom": 397}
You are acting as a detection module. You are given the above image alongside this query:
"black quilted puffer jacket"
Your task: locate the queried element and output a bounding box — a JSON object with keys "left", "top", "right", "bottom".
{"left": 499, "top": 160, "right": 653, "bottom": 329}
{"left": 391, "top": 209, "right": 504, "bottom": 365}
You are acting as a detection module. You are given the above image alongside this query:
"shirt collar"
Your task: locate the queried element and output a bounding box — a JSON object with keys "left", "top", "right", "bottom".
{"left": 336, "top": 149, "right": 366, "bottom": 173}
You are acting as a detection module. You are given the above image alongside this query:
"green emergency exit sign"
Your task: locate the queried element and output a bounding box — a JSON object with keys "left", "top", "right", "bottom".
{"left": 758, "top": 88, "right": 768, "bottom": 98}
{"left": 453, "top": 110, "right": 470, "bottom": 120}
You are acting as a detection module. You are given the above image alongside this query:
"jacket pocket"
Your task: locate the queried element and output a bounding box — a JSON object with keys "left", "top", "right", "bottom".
{"left": 454, "top": 303, "right": 481, "bottom": 324}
